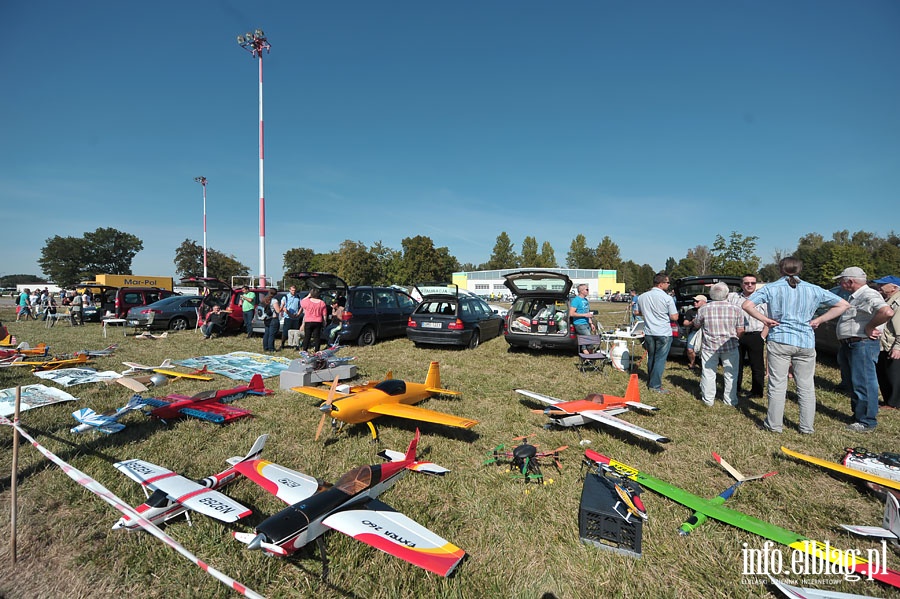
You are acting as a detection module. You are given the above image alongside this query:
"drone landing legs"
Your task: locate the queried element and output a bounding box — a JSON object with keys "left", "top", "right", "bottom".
{"left": 316, "top": 536, "right": 329, "bottom": 581}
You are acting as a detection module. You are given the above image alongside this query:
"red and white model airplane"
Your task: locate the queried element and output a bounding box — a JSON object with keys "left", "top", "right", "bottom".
{"left": 232, "top": 429, "right": 465, "bottom": 577}
{"left": 112, "top": 435, "right": 267, "bottom": 530}
{"left": 516, "top": 373, "right": 670, "bottom": 444}
{"left": 140, "top": 374, "right": 271, "bottom": 424}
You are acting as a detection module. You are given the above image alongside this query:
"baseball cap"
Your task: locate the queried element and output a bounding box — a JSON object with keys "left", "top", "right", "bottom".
{"left": 873, "top": 275, "right": 900, "bottom": 286}
{"left": 833, "top": 267, "right": 867, "bottom": 280}
{"left": 692, "top": 295, "right": 707, "bottom": 302}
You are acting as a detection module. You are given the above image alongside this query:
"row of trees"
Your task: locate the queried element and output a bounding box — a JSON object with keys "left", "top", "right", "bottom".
{"left": 37, "top": 227, "right": 900, "bottom": 291}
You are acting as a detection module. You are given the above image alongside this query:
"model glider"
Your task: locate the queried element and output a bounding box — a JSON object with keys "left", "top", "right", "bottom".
{"left": 485, "top": 436, "right": 568, "bottom": 484}
{"left": 74, "top": 344, "right": 118, "bottom": 357}
{"left": 293, "top": 361, "right": 478, "bottom": 440}
{"left": 71, "top": 395, "right": 144, "bottom": 434}
{"left": 232, "top": 429, "right": 465, "bottom": 577}
{"left": 122, "top": 359, "right": 174, "bottom": 375}
{"left": 679, "top": 452, "right": 776, "bottom": 535}
{"left": 782, "top": 447, "right": 900, "bottom": 492}
{"left": 516, "top": 374, "right": 670, "bottom": 444}
{"left": 140, "top": 374, "right": 271, "bottom": 424}
{"left": 134, "top": 331, "right": 169, "bottom": 340}
{"left": 840, "top": 492, "right": 900, "bottom": 548}
{"left": 151, "top": 365, "right": 213, "bottom": 381}
{"left": 112, "top": 435, "right": 267, "bottom": 530}
{"left": 584, "top": 449, "right": 900, "bottom": 589}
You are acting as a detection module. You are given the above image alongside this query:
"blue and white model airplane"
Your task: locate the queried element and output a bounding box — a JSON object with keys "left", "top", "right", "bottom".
{"left": 71, "top": 395, "right": 144, "bottom": 434}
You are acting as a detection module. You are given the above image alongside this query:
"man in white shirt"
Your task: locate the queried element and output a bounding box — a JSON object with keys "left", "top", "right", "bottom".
{"left": 635, "top": 273, "right": 679, "bottom": 393}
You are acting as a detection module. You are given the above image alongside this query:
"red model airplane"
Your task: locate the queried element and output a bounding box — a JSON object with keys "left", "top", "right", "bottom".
{"left": 232, "top": 429, "right": 465, "bottom": 577}
{"left": 140, "top": 374, "right": 271, "bottom": 424}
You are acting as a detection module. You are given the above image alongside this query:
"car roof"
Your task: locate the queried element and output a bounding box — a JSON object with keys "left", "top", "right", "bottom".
{"left": 285, "top": 272, "right": 348, "bottom": 293}
{"left": 672, "top": 275, "right": 742, "bottom": 302}
{"left": 503, "top": 270, "right": 573, "bottom": 297}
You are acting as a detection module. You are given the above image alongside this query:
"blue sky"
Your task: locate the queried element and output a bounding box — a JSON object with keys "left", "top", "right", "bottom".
{"left": 2, "top": 1, "right": 899, "bottom": 282}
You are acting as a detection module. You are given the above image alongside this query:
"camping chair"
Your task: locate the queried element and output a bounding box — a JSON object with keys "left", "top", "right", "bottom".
{"left": 576, "top": 334, "right": 610, "bottom": 374}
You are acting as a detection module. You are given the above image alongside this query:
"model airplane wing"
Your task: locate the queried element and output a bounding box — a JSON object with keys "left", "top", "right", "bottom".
{"left": 233, "top": 459, "right": 322, "bottom": 505}
{"left": 178, "top": 402, "right": 252, "bottom": 424}
{"left": 367, "top": 403, "right": 478, "bottom": 429}
{"left": 323, "top": 498, "right": 465, "bottom": 577}
{"left": 624, "top": 401, "right": 659, "bottom": 412}
{"left": 514, "top": 389, "right": 564, "bottom": 406}
{"left": 114, "top": 459, "right": 251, "bottom": 523}
{"left": 579, "top": 410, "right": 670, "bottom": 443}
{"left": 72, "top": 409, "right": 125, "bottom": 434}
{"left": 152, "top": 367, "right": 213, "bottom": 381}
{"left": 291, "top": 385, "right": 353, "bottom": 401}
{"left": 782, "top": 446, "right": 900, "bottom": 492}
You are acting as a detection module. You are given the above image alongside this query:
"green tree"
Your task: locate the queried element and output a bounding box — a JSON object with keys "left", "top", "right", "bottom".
{"left": 332, "top": 240, "right": 379, "bottom": 286}
{"left": 710, "top": 231, "right": 760, "bottom": 276}
{"left": 0, "top": 274, "right": 47, "bottom": 287}
{"left": 538, "top": 241, "right": 558, "bottom": 268}
{"left": 873, "top": 233, "right": 900, "bottom": 279}
{"left": 39, "top": 235, "right": 89, "bottom": 286}
{"left": 283, "top": 247, "right": 317, "bottom": 275}
{"left": 485, "top": 232, "right": 519, "bottom": 270}
{"left": 595, "top": 236, "right": 621, "bottom": 270}
{"left": 520, "top": 236, "right": 539, "bottom": 267}
{"left": 669, "top": 257, "right": 698, "bottom": 280}
{"left": 82, "top": 227, "right": 144, "bottom": 275}
{"left": 399, "top": 236, "right": 457, "bottom": 283}
{"left": 687, "top": 245, "right": 712, "bottom": 275}
{"left": 664, "top": 257, "right": 677, "bottom": 274}
{"left": 370, "top": 241, "right": 403, "bottom": 285}
{"left": 566, "top": 234, "right": 597, "bottom": 268}
{"left": 173, "top": 239, "right": 249, "bottom": 281}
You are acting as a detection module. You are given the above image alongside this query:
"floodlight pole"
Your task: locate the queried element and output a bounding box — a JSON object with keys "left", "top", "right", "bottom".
{"left": 237, "top": 29, "right": 271, "bottom": 287}
{"left": 194, "top": 176, "right": 208, "bottom": 278}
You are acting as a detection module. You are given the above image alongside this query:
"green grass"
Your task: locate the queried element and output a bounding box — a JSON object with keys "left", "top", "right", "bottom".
{"left": 0, "top": 304, "right": 898, "bottom": 599}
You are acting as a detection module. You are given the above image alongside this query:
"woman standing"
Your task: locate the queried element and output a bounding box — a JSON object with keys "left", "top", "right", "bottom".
{"left": 260, "top": 288, "right": 281, "bottom": 352}
{"left": 300, "top": 287, "right": 327, "bottom": 352}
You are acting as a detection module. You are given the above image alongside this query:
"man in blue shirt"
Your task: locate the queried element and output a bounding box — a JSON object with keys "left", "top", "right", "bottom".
{"left": 743, "top": 257, "right": 848, "bottom": 434}
{"left": 635, "top": 273, "right": 679, "bottom": 393}
{"left": 569, "top": 284, "right": 596, "bottom": 353}
{"left": 280, "top": 285, "right": 302, "bottom": 350}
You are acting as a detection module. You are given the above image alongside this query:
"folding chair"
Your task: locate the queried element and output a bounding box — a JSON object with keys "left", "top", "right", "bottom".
{"left": 576, "top": 334, "right": 609, "bottom": 374}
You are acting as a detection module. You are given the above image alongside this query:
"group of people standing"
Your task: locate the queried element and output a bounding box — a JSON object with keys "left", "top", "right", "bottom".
{"left": 632, "top": 257, "right": 898, "bottom": 434}
{"left": 201, "top": 284, "right": 345, "bottom": 354}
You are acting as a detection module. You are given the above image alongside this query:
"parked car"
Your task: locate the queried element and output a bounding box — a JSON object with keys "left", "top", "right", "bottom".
{"left": 126, "top": 295, "right": 203, "bottom": 331}
{"left": 814, "top": 285, "right": 851, "bottom": 355}
{"left": 287, "top": 273, "right": 418, "bottom": 346}
{"left": 180, "top": 277, "right": 269, "bottom": 334}
{"left": 104, "top": 287, "right": 176, "bottom": 319}
{"left": 669, "top": 275, "right": 742, "bottom": 357}
{"left": 502, "top": 270, "right": 578, "bottom": 351}
{"left": 251, "top": 291, "right": 290, "bottom": 335}
{"left": 407, "top": 284, "right": 504, "bottom": 349}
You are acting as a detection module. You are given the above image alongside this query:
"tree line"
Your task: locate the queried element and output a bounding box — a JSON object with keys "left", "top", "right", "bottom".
{"left": 35, "top": 227, "right": 900, "bottom": 291}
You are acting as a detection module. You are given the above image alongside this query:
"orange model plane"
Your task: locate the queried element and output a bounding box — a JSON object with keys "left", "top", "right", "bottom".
{"left": 293, "top": 361, "right": 478, "bottom": 440}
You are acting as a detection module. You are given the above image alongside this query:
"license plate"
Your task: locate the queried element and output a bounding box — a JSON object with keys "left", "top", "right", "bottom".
{"left": 538, "top": 325, "right": 547, "bottom": 332}
{"left": 422, "top": 322, "right": 442, "bottom": 329}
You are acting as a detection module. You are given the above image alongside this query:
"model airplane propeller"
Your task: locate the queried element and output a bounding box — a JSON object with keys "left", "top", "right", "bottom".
{"left": 112, "top": 435, "right": 266, "bottom": 530}
{"left": 516, "top": 373, "right": 670, "bottom": 444}
{"left": 71, "top": 395, "right": 144, "bottom": 434}
{"left": 485, "top": 436, "right": 568, "bottom": 484}
{"left": 140, "top": 374, "right": 271, "bottom": 424}
{"left": 231, "top": 429, "right": 465, "bottom": 578}
{"left": 294, "top": 361, "right": 478, "bottom": 441}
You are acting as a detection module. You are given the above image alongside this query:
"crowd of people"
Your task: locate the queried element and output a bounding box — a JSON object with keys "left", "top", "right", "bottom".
{"left": 14, "top": 287, "right": 96, "bottom": 325}
{"left": 630, "top": 257, "right": 897, "bottom": 434}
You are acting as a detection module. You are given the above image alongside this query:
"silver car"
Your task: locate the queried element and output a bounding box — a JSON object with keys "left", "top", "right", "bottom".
{"left": 126, "top": 295, "right": 201, "bottom": 331}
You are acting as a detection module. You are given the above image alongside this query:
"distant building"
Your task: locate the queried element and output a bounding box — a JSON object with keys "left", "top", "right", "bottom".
{"left": 452, "top": 268, "right": 624, "bottom": 300}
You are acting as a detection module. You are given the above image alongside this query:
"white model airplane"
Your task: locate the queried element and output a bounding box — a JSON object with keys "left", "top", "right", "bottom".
{"left": 71, "top": 395, "right": 144, "bottom": 434}
{"left": 516, "top": 373, "right": 670, "bottom": 444}
{"left": 121, "top": 359, "right": 174, "bottom": 376}
{"left": 112, "top": 435, "right": 267, "bottom": 530}
{"left": 840, "top": 491, "right": 900, "bottom": 548}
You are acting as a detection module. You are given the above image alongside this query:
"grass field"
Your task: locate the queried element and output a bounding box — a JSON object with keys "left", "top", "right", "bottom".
{"left": 1, "top": 303, "right": 898, "bottom": 599}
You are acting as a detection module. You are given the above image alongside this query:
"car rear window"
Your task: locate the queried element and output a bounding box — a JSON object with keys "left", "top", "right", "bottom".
{"left": 418, "top": 300, "right": 456, "bottom": 315}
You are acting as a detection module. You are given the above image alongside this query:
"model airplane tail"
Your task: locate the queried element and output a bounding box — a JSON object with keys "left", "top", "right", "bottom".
{"left": 246, "top": 374, "right": 267, "bottom": 395}
{"left": 423, "top": 361, "right": 461, "bottom": 395}
{"left": 840, "top": 492, "right": 900, "bottom": 544}
{"left": 623, "top": 373, "right": 640, "bottom": 404}
{"left": 378, "top": 431, "right": 450, "bottom": 476}
{"left": 226, "top": 434, "right": 269, "bottom": 466}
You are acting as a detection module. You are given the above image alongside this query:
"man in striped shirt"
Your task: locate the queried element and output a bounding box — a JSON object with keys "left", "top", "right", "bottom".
{"left": 695, "top": 282, "right": 744, "bottom": 407}
{"left": 742, "top": 257, "right": 848, "bottom": 434}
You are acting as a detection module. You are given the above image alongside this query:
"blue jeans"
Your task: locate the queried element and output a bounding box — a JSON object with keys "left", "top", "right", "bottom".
{"left": 574, "top": 322, "right": 592, "bottom": 352}
{"left": 643, "top": 335, "right": 672, "bottom": 390}
{"left": 263, "top": 318, "right": 279, "bottom": 351}
{"left": 837, "top": 338, "right": 880, "bottom": 428}
{"left": 243, "top": 310, "right": 254, "bottom": 337}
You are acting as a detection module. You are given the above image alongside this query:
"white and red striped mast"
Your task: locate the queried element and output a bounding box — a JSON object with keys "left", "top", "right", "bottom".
{"left": 193, "top": 176, "right": 208, "bottom": 278}
{"left": 237, "top": 29, "right": 271, "bottom": 287}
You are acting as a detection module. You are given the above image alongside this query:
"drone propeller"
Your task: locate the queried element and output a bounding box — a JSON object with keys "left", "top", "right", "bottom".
{"left": 315, "top": 376, "right": 340, "bottom": 441}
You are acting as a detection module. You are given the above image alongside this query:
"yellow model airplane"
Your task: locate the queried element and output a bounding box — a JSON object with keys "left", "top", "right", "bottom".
{"left": 151, "top": 365, "right": 214, "bottom": 382}
{"left": 293, "top": 361, "right": 478, "bottom": 440}
{"left": 9, "top": 353, "right": 91, "bottom": 372}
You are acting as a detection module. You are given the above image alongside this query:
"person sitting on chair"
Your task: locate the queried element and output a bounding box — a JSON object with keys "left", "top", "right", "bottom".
{"left": 200, "top": 304, "right": 228, "bottom": 339}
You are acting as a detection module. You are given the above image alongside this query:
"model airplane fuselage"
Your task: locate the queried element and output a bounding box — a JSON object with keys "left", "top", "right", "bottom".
{"left": 517, "top": 374, "right": 669, "bottom": 444}
{"left": 233, "top": 430, "right": 464, "bottom": 576}
{"left": 141, "top": 374, "right": 270, "bottom": 423}
{"left": 294, "top": 361, "right": 478, "bottom": 436}
{"left": 71, "top": 395, "right": 144, "bottom": 434}
{"left": 113, "top": 435, "right": 266, "bottom": 530}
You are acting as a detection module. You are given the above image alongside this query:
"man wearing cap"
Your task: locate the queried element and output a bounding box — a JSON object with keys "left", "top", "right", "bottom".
{"left": 835, "top": 267, "right": 895, "bottom": 433}
{"left": 873, "top": 275, "right": 900, "bottom": 410}
{"left": 728, "top": 274, "right": 768, "bottom": 398}
{"left": 681, "top": 295, "right": 707, "bottom": 370}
